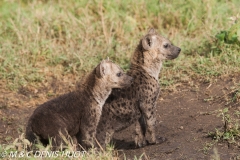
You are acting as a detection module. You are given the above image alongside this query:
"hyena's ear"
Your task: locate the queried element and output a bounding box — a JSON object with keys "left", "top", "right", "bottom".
{"left": 96, "top": 60, "right": 107, "bottom": 78}
{"left": 148, "top": 28, "right": 156, "bottom": 34}
{"left": 142, "top": 28, "right": 157, "bottom": 50}
{"left": 142, "top": 33, "right": 158, "bottom": 59}
{"left": 142, "top": 35, "right": 154, "bottom": 51}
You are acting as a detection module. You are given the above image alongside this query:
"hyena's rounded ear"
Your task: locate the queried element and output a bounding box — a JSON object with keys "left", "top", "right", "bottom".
{"left": 96, "top": 60, "right": 106, "bottom": 78}
{"left": 142, "top": 36, "right": 153, "bottom": 51}
{"left": 142, "top": 28, "right": 157, "bottom": 50}
{"left": 148, "top": 28, "right": 156, "bottom": 34}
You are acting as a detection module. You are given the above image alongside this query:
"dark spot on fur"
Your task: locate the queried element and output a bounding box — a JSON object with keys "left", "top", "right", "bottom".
{"left": 146, "top": 115, "right": 151, "bottom": 120}
{"left": 89, "top": 130, "right": 95, "bottom": 135}
{"left": 88, "top": 123, "right": 94, "bottom": 128}
{"left": 102, "top": 120, "right": 106, "bottom": 125}
{"left": 122, "top": 102, "right": 126, "bottom": 106}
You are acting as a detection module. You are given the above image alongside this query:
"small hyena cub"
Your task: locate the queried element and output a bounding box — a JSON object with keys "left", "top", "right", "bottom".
{"left": 96, "top": 28, "right": 181, "bottom": 148}
{"left": 25, "top": 59, "right": 133, "bottom": 149}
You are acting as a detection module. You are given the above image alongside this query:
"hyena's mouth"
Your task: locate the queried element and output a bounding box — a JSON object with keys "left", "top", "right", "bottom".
{"left": 167, "top": 53, "right": 180, "bottom": 60}
{"left": 167, "top": 47, "right": 181, "bottom": 60}
{"left": 120, "top": 80, "right": 133, "bottom": 87}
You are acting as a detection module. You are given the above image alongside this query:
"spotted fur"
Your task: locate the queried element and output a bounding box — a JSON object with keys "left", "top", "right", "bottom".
{"left": 96, "top": 28, "right": 181, "bottom": 148}
{"left": 25, "top": 59, "right": 133, "bottom": 149}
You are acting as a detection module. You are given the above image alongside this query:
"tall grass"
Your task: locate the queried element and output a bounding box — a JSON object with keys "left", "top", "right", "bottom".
{"left": 0, "top": 0, "right": 239, "bottom": 90}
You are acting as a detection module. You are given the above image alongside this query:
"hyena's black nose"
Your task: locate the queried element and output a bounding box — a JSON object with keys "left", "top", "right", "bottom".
{"left": 178, "top": 48, "right": 181, "bottom": 53}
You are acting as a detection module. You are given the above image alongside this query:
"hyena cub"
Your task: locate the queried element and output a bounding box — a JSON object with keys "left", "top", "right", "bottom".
{"left": 96, "top": 28, "right": 181, "bottom": 148}
{"left": 25, "top": 59, "right": 133, "bottom": 149}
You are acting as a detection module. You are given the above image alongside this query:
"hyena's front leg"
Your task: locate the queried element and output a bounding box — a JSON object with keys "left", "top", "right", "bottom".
{"left": 77, "top": 116, "right": 99, "bottom": 149}
{"left": 135, "top": 115, "right": 147, "bottom": 147}
{"left": 77, "top": 124, "right": 96, "bottom": 149}
{"left": 96, "top": 115, "right": 115, "bottom": 149}
{"left": 137, "top": 101, "right": 158, "bottom": 145}
{"left": 144, "top": 110, "right": 157, "bottom": 144}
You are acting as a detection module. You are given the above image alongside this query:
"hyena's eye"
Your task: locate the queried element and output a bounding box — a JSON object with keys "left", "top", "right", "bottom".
{"left": 116, "top": 72, "right": 122, "bottom": 77}
{"left": 163, "top": 44, "right": 169, "bottom": 48}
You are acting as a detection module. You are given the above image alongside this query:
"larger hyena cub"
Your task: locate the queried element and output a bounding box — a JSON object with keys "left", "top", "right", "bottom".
{"left": 96, "top": 28, "right": 181, "bottom": 148}
{"left": 25, "top": 59, "right": 133, "bottom": 149}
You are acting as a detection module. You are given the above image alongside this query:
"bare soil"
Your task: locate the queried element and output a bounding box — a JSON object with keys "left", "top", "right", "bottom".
{"left": 0, "top": 75, "right": 240, "bottom": 160}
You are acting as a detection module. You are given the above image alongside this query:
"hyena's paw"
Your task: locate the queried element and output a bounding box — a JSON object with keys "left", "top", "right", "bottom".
{"left": 147, "top": 136, "right": 167, "bottom": 145}
{"left": 134, "top": 134, "right": 147, "bottom": 148}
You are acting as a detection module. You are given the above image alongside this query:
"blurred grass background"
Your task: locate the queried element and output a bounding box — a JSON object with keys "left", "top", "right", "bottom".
{"left": 0, "top": 0, "right": 239, "bottom": 90}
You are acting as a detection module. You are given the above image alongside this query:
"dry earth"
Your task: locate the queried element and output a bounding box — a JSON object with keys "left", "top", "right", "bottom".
{"left": 0, "top": 75, "right": 240, "bottom": 160}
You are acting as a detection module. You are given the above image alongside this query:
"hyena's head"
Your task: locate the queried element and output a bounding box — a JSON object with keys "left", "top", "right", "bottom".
{"left": 95, "top": 59, "right": 133, "bottom": 88}
{"left": 131, "top": 28, "right": 181, "bottom": 67}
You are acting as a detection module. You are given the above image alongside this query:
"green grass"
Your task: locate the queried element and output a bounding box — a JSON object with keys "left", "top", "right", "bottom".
{"left": 0, "top": 0, "right": 240, "bottom": 159}
{"left": 0, "top": 0, "right": 239, "bottom": 90}
{"left": 206, "top": 107, "right": 240, "bottom": 155}
{"left": 200, "top": 82, "right": 240, "bottom": 154}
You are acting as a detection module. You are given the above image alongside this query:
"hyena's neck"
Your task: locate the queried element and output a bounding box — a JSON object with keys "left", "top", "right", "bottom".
{"left": 130, "top": 60, "right": 163, "bottom": 80}
{"left": 142, "top": 61, "right": 163, "bottom": 80}
{"left": 79, "top": 72, "right": 111, "bottom": 107}
{"left": 91, "top": 79, "right": 112, "bottom": 107}
{"left": 130, "top": 44, "right": 163, "bottom": 80}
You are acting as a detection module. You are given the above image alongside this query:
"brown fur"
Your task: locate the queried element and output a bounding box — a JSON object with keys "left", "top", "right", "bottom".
{"left": 96, "top": 28, "right": 181, "bottom": 148}
{"left": 25, "top": 59, "right": 133, "bottom": 149}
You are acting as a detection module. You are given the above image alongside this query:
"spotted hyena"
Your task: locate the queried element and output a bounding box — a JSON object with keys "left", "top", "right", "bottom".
{"left": 25, "top": 59, "right": 133, "bottom": 149}
{"left": 96, "top": 28, "right": 181, "bottom": 148}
